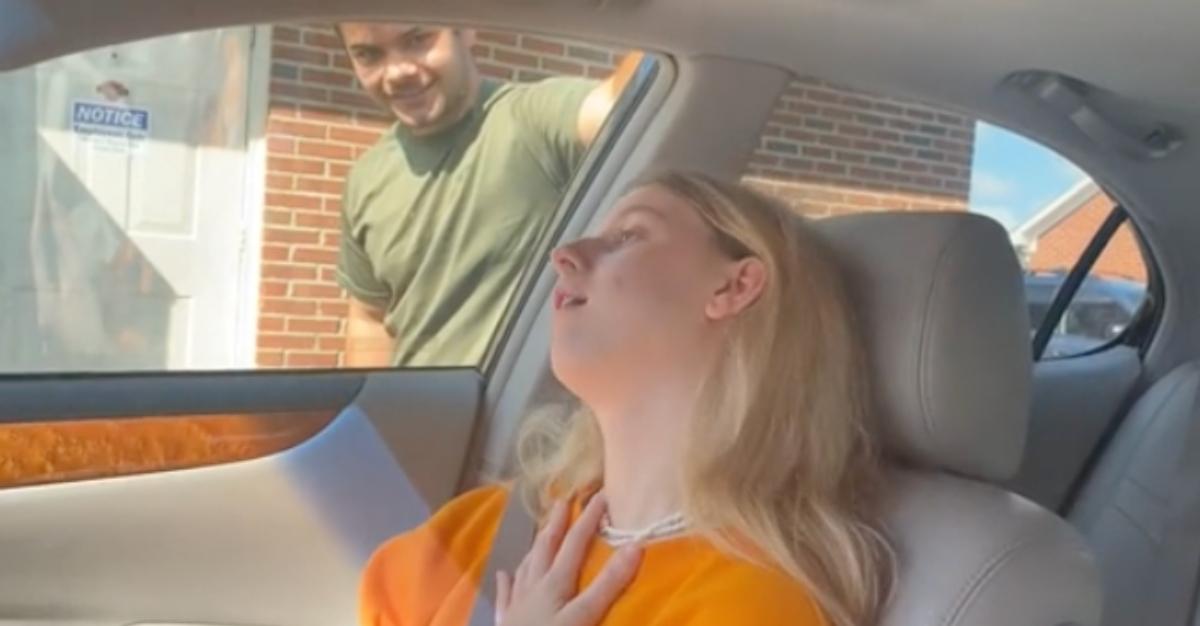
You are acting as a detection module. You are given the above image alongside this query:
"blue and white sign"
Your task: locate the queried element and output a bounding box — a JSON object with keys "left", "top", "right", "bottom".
{"left": 71, "top": 100, "right": 152, "bottom": 153}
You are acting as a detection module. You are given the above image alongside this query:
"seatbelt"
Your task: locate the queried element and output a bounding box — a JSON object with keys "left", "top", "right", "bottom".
{"left": 467, "top": 484, "right": 537, "bottom": 626}
{"left": 1143, "top": 377, "right": 1200, "bottom": 626}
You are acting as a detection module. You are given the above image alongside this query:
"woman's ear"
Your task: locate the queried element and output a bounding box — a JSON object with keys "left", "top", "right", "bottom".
{"left": 705, "top": 257, "right": 767, "bottom": 321}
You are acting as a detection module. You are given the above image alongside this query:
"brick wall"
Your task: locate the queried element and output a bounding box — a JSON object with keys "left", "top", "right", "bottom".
{"left": 258, "top": 25, "right": 392, "bottom": 369}
{"left": 743, "top": 79, "right": 974, "bottom": 215}
{"left": 1028, "top": 191, "right": 1147, "bottom": 283}
{"left": 256, "top": 24, "right": 976, "bottom": 368}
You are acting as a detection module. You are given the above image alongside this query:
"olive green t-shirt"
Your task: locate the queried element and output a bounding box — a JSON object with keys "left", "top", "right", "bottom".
{"left": 337, "top": 78, "right": 596, "bottom": 367}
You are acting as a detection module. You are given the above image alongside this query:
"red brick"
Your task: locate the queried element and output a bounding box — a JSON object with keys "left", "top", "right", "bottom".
{"left": 303, "top": 30, "right": 342, "bottom": 49}
{"left": 472, "top": 44, "right": 493, "bottom": 59}
{"left": 298, "top": 141, "right": 355, "bottom": 161}
{"left": 261, "top": 279, "right": 288, "bottom": 298}
{"left": 328, "top": 163, "right": 352, "bottom": 178}
{"left": 268, "top": 118, "right": 327, "bottom": 139}
{"left": 322, "top": 232, "right": 342, "bottom": 247}
{"left": 261, "top": 298, "right": 318, "bottom": 316}
{"left": 274, "top": 27, "right": 302, "bottom": 44}
{"left": 332, "top": 52, "right": 354, "bottom": 71}
{"left": 268, "top": 137, "right": 296, "bottom": 154}
{"left": 293, "top": 247, "right": 339, "bottom": 264}
{"left": 522, "top": 36, "right": 566, "bottom": 55}
{"left": 259, "top": 333, "right": 316, "bottom": 350}
{"left": 301, "top": 67, "right": 355, "bottom": 88}
{"left": 257, "top": 351, "right": 285, "bottom": 367}
{"left": 287, "top": 352, "right": 341, "bottom": 368}
{"left": 479, "top": 31, "right": 519, "bottom": 46}
{"left": 295, "top": 213, "right": 341, "bottom": 230}
{"left": 320, "top": 301, "right": 350, "bottom": 317}
{"left": 264, "top": 209, "right": 293, "bottom": 226}
{"left": 319, "top": 336, "right": 348, "bottom": 351}
{"left": 494, "top": 49, "right": 539, "bottom": 67}
{"left": 323, "top": 198, "right": 344, "bottom": 214}
{"left": 479, "top": 63, "right": 516, "bottom": 81}
{"left": 298, "top": 107, "right": 354, "bottom": 125}
{"left": 266, "top": 192, "right": 323, "bottom": 211}
{"left": 329, "top": 125, "right": 383, "bottom": 145}
{"left": 296, "top": 177, "right": 344, "bottom": 195}
{"left": 264, "top": 228, "right": 321, "bottom": 245}
{"left": 262, "top": 245, "right": 290, "bottom": 262}
{"left": 294, "top": 283, "right": 344, "bottom": 299}
{"left": 267, "top": 175, "right": 296, "bottom": 193}
{"left": 273, "top": 44, "right": 330, "bottom": 66}
{"left": 586, "top": 66, "right": 609, "bottom": 79}
{"left": 807, "top": 89, "right": 840, "bottom": 104}
{"left": 258, "top": 311, "right": 285, "bottom": 330}
{"left": 271, "top": 82, "right": 331, "bottom": 102}
{"left": 268, "top": 157, "right": 325, "bottom": 176}
{"left": 287, "top": 317, "right": 341, "bottom": 333}
{"left": 541, "top": 58, "right": 585, "bottom": 76}
{"left": 262, "top": 263, "right": 318, "bottom": 281}
{"left": 331, "top": 89, "right": 379, "bottom": 110}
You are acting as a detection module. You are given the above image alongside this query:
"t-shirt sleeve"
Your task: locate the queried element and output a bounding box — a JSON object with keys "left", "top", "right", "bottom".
{"left": 359, "top": 485, "right": 511, "bottom": 626}
{"left": 336, "top": 177, "right": 391, "bottom": 309}
{"left": 508, "top": 77, "right": 598, "bottom": 187}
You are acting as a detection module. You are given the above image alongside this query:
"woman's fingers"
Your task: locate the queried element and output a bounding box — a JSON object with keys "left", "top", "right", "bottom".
{"left": 495, "top": 571, "right": 512, "bottom": 624}
{"left": 559, "top": 544, "right": 643, "bottom": 626}
{"left": 548, "top": 491, "right": 608, "bottom": 581}
{"left": 527, "top": 500, "right": 570, "bottom": 580}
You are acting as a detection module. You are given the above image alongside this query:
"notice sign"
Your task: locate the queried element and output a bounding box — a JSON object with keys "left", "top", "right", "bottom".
{"left": 72, "top": 100, "right": 151, "bottom": 153}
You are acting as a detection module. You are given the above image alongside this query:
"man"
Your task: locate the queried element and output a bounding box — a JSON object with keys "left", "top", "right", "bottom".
{"left": 335, "top": 22, "right": 643, "bottom": 367}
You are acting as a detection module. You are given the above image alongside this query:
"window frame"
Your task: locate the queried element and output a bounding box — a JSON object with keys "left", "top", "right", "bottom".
{"left": 478, "top": 51, "right": 666, "bottom": 377}
{"left": 1030, "top": 201, "right": 1162, "bottom": 361}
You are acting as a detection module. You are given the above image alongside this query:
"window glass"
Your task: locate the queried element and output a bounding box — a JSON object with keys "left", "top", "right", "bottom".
{"left": 742, "top": 80, "right": 1150, "bottom": 360}
{"left": 0, "top": 23, "right": 652, "bottom": 374}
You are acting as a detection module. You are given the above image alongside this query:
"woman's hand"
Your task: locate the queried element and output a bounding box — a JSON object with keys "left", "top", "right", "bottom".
{"left": 495, "top": 493, "right": 642, "bottom": 626}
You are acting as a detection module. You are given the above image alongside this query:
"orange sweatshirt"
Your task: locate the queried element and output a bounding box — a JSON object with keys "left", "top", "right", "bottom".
{"left": 360, "top": 485, "right": 828, "bottom": 626}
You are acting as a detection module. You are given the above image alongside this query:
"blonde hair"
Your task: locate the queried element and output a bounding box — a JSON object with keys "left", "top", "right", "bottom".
{"left": 517, "top": 171, "right": 893, "bottom": 626}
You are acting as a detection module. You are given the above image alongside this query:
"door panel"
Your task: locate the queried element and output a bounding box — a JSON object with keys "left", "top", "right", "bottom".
{"left": 0, "top": 369, "right": 482, "bottom": 626}
{"left": 1006, "top": 346, "right": 1141, "bottom": 510}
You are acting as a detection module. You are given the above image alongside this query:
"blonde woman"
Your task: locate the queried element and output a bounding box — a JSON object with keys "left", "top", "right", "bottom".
{"left": 359, "top": 172, "right": 893, "bottom": 626}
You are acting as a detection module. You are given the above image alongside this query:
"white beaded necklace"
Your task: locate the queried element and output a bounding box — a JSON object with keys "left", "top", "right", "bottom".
{"left": 598, "top": 512, "right": 689, "bottom": 547}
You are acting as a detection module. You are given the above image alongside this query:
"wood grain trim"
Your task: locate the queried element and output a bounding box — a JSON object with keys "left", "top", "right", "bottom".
{"left": 0, "top": 410, "right": 337, "bottom": 489}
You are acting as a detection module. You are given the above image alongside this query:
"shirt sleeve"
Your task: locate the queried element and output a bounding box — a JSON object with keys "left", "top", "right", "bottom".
{"left": 508, "top": 77, "right": 598, "bottom": 188}
{"left": 336, "top": 177, "right": 391, "bottom": 309}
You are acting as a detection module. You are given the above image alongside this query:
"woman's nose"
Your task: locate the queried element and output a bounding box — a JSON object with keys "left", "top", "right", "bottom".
{"left": 551, "top": 241, "right": 586, "bottom": 275}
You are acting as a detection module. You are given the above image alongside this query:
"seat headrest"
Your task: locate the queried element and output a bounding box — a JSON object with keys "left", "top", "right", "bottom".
{"left": 815, "top": 212, "right": 1032, "bottom": 482}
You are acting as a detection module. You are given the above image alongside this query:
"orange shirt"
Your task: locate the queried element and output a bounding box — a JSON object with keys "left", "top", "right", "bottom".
{"left": 359, "top": 485, "right": 828, "bottom": 626}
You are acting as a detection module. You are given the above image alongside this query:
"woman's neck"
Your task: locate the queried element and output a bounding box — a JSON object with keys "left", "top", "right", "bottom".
{"left": 594, "top": 393, "right": 690, "bottom": 531}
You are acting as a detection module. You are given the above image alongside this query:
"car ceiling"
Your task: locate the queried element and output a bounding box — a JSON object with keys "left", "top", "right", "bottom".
{"left": 5, "top": 0, "right": 1200, "bottom": 366}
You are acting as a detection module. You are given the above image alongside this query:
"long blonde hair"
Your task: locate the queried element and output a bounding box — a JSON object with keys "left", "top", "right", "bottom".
{"left": 517, "top": 171, "right": 893, "bottom": 626}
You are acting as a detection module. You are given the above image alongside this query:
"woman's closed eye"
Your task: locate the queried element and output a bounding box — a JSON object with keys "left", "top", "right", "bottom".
{"left": 606, "top": 227, "right": 644, "bottom": 249}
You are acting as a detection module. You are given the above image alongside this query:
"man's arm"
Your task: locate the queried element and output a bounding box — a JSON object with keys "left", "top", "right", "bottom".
{"left": 345, "top": 297, "right": 395, "bottom": 368}
{"left": 576, "top": 51, "right": 646, "bottom": 147}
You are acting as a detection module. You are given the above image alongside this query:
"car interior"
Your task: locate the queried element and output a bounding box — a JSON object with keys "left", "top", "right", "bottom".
{"left": 1, "top": 0, "right": 1199, "bottom": 625}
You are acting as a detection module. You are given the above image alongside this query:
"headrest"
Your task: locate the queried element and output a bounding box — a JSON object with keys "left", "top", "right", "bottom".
{"left": 815, "top": 212, "right": 1032, "bottom": 482}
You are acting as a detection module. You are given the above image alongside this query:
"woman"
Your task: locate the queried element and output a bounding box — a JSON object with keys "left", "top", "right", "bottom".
{"left": 359, "top": 172, "right": 893, "bottom": 626}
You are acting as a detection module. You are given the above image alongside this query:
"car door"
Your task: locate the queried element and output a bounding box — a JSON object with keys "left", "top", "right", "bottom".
{"left": 0, "top": 14, "right": 674, "bottom": 626}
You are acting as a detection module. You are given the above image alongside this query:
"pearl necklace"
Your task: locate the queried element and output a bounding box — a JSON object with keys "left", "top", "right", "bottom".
{"left": 598, "top": 512, "right": 689, "bottom": 547}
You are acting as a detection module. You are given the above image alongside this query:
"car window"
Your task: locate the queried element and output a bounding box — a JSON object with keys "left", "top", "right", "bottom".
{"left": 741, "top": 77, "right": 1152, "bottom": 361}
{"left": 0, "top": 23, "right": 654, "bottom": 376}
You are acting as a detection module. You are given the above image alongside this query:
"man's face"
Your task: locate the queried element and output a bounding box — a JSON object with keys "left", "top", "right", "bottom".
{"left": 339, "top": 23, "right": 479, "bottom": 136}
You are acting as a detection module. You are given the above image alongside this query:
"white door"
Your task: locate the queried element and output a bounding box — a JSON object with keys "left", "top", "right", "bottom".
{"left": 0, "top": 28, "right": 257, "bottom": 372}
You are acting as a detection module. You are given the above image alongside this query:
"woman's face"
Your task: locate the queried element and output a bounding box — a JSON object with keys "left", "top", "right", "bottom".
{"left": 549, "top": 184, "right": 759, "bottom": 396}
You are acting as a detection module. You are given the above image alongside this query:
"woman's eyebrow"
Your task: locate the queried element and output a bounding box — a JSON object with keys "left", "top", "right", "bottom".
{"left": 615, "top": 204, "right": 668, "bottom": 224}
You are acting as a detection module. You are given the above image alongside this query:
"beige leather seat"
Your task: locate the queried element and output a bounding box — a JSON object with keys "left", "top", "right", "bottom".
{"left": 817, "top": 212, "right": 1102, "bottom": 626}
{"left": 1068, "top": 361, "right": 1200, "bottom": 625}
